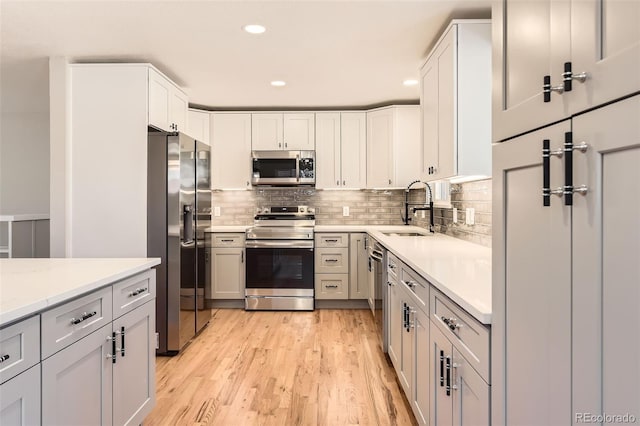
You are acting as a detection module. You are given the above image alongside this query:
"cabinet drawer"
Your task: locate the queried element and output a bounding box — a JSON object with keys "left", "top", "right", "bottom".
{"left": 207, "top": 233, "right": 245, "bottom": 247}
{"left": 0, "top": 316, "right": 40, "bottom": 384}
{"left": 387, "top": 252, "right": 399, "bottom": 280}
{"left": 315, "top": 248, "right": 349, "bottom": 273}
{"left": 113, "top": 270, "right": 156, "bottom": 319}
{"left": 315, "top": 233, "right": 349, "bottom": 248}
{"left": 431, "top": 288, "right": 490, "bottom": 382}
{"left": 41, "top": 286, "right": 113, "bottom": 359}
{"left": 400, "top": 264, "right": 429, "bottom": 311}
{"left": 315, "top": 274, "right": 349, "bottom": 300}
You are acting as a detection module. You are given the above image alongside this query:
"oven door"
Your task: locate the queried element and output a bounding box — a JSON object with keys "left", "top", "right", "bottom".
{"left": 245, "top": 242, "right": 314, "bottom": 296}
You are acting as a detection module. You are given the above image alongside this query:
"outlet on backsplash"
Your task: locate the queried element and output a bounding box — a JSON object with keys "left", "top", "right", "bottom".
{"left": 342, "top": 206, "right": 349, "bottom": 217}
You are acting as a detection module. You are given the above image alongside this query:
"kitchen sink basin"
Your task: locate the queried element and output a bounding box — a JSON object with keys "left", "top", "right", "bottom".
{"left": 381, "top": 231, "right": 430, "bottom": 237}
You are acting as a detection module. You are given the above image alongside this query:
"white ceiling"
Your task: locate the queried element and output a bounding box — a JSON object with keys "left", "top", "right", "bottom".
{"left": 1, "top": 0, "right": 491, "bottom": 110}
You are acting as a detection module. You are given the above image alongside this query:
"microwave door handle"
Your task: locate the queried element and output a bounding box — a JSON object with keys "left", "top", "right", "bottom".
{"left": 296, "top": 154, "right": 300, "bottom": 182}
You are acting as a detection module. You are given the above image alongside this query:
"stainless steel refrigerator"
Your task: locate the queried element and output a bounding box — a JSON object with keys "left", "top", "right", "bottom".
{"left": 148, "top": 131, "right": 211, "bottom": 355}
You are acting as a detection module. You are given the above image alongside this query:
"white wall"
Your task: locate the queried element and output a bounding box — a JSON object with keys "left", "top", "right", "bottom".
{"left": 0, "top": 58, "right": 50, "bottom": 215}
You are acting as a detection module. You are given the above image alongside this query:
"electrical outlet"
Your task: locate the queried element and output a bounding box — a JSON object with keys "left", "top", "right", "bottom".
{"left": 342, "top": 206, "right": 350, "bottom": 217}
{"left": 465, "top": 207, "right": 475, "bottom": 225}
{"left": 453, "top": 208, "right": 458, "bottom": 224}
{"left": 421, "top": 210, "right": 426, "bottom": 219}
{"left": 214, "top": 206, "right": 221, "bottom": 217}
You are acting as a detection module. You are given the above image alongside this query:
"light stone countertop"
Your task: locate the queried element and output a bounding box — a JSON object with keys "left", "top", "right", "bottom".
{"left": 0, "top": 214, "right": 50, "bottom": 222}
{"left": 0, "top": 258, "right": 160, "bottom": 326}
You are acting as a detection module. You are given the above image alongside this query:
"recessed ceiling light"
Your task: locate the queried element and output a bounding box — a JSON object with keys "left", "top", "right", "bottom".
{"left": 403, "top": 79, "right": 419, "bottom": 86}
{"left": 243, "top": 24, "right": 266, "bottom": 34}
{"left": 271, "top": 80, "right": 286, "bottom": 87}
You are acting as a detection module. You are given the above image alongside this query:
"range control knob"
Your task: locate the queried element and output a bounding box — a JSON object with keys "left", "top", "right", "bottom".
{"left": 298, "top": 206, "right": 307, "bottom": 213}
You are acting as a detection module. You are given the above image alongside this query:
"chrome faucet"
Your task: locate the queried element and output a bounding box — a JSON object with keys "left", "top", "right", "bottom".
{"left": 404, "top": 180, "right": 434, "bottom": 232}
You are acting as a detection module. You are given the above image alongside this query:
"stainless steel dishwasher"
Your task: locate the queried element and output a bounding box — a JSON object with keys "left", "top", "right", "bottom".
{"left": 368, "top": 237, "right": 386, "bottom": 351}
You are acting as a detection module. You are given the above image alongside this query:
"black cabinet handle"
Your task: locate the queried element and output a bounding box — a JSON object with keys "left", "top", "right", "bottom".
{"left": 221, "top": 239, "right": 234, "bottom": 242}
{"left": 564, "top": 132, "right": 573, "bottom": 206}
{"left": 71, "top": 311, "right": 97, "bottom": 325}
{"left": 402, "top": 303, "right": 407, "bottom": 330}
{"left": 111, "top": 331, "right": 117, "bottom": 364}
{"left": 325, "top": 285, "right": 339, "bottom": 289}
{"left": 439, "top": 350, "right": 445, "bottom": 386}
{"left": 0, "top": 354, "right": 10, "bottom": 363}
{"left": 325, "top": 259, "right": 338, "bottom": 263}
{"left": 446, "top": 356, "right": 451, "bottom": 396}
{"left": 325, "top": 239, "right": 338, "bottom": 243}
{"left": 120, "top": 326, "right": 125, "bottom": 357}
{"left": 543, "top": 139, "right": 551, "bottom": 206}
{"left": 129, "top": 287, "right": 148, "bottom": 297}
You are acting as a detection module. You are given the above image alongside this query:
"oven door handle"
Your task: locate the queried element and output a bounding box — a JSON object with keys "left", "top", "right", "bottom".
{"left": 246, "top": 240, "right": 314, "bottom": 249}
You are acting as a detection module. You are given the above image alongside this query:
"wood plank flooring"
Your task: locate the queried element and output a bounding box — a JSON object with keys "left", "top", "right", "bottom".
{"left": 146, "top": 309, "right": 417, "bottom": 426}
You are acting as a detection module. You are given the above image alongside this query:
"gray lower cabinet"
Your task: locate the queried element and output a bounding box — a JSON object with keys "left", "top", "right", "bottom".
{"left": 430, "top": 323, "right": 489, "bottom": 426}
{"left": 208, "top": 248, "right": 245, "bottom": 299}
{"left": 348, "top": 233, "right": 368, "bottom": 299}
{"left": 0, "top": 364, "right": 41, "bottom": 426}
{"left": 412, "top": 307, "right": 429, "bottom": 426}
{"left": 387, "top": 272, "right": 402, "bottom": 370}
{"left": 42, "top": 323, "right": 113, "bottom": 425}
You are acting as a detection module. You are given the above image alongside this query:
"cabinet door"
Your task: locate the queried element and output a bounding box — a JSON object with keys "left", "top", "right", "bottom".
{"left": 452, "top": 348, "right": 489, "bottom": 426}
{"left": 348, "top": 233, "right": 369, "bottom": 300}
{"left": 366, "top": 109, "right": 394, "bottom": 188}
{"left": 434, "top": 26, "right": 456, "bottom": 180}
{"left": 148, "top": 68, "right": 171, "bottom": 131}
{"left": 421, "top": 56, "right": 439, "bottom": 179}
{"left": 211, "top": 113, "right": 252, "bottom": 189}
{"left": 252, "top": 113, "right": 283, "bottom": 150}
{"left": 341, "top": 112, "right": 367, "bottom": 188}
{"left": 209, "top": 247, "right": 245, "bottom": 299}
{"left": 572, "top": 95, "right": 640, "bottom": 424}
{"left": 492, "top": 120, "right": 572, "bottom": 425}
{"left": 412, "top": 308, "right": 429, "bottom": 426}
{"left": 399, "top": 298, "right": 414, "bottom": 397}
{"left": 283, "top": 113, "right": 315, "bottom": 150}
{"left": 492, "top": 0, "right": 570, "bottom": 142}
{"left": 429, "top": 323, "right": 453, "bottom": 426}
{"left": 387, "top": 278, "right": 402, "bottom": 370}
{"left": 113, "top": 301, "right": 156, "bottom": 426}
{"left": 0, "top": 365, "right": 40, "bottom": 426}
{"left": 187, "top": 110, "right": 210, "bottom": 144}
{"left": 315, "top": 112, "right": 341, "bottom": 189}
{"left": 171, "top": 88, "right": 188, "bottom": 133}
{"left": 570, "top": 0, "right": 640, "bottom": 113}
{"left": 42, "top": 323, "right": 113, "bottom": 425}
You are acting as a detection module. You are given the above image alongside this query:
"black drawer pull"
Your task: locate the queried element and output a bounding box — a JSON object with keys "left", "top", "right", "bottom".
{"left": 325, "top": 285, "right": 339, "bottom": 289}
{"left": 220, "top": 239, "right": 234, "bottom": 242}
{"left": 71, "top": 311, "right": 97, "bottom": 325}
{"left": 129, "top": 287, "right": 148, "bottom": 297}
{"left": 325, "top": 259, "right": 339, "bottom": 263}
{"left": 325, "top": 239, "right": 338, "bottom": 243}
{"left": 0, "top": 354, "right": 10, "bottom": 363}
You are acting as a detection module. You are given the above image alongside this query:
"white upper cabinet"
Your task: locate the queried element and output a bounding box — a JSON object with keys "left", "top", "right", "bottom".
{"left": 367, "top": 106, "right": 421, "bottom": 189}
{"left": 493, "top": 0, "right": 640, "bottom": 142}
{"left": 421, "top": 20, "right": 491, "bottom": 181}
{"left": 315, "top": 112, "right": 366, "bottom": 189}
{"left": 186, "top": 109, "right": 210, "bottom": 144}
{"left": 251, "top": 113, "right": 315, "bottom": 150}
{"left": 211, "top": 113, "right": 252, "bottom": 189}
{"left": 148, "top": 67, "right": 188, "bottom": 133}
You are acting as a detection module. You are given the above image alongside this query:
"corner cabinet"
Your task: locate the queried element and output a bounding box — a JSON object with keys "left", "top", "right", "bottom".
{"left": 186, "top": 109, "right": 210, "bottom": 144}
{"left": 251, "top": 113, "right": 315, "bottom": 151}
{"left": 148, "top": 67, "right": 188, "bottom": 133}
{"left": 210, "top": 113, "right": 252, "bottom": 190}
{"left": 366, "top": 106, "right": 421, "bottom": 188}
{"left": 420, "top": 20, "right": 491, "bottom": 181}
{"left": 315, "top": 112, "right": 367, "bottom": 189}
{"left": 493, "top": 0, "right": 640, "bottom": 142}
{"left": 492, "top": 95, "right": 640, "bottom": 425}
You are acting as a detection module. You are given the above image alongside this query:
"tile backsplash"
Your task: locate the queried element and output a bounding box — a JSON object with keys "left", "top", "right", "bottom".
{"left": 209, "top": 179, "right": 492, "bottom": 247}
{"left": 409, "top": 179, "right": 492, "bottom": 247}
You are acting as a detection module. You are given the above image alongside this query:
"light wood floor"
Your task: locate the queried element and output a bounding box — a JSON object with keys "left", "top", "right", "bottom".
{"left": 146, "top": 309, "right": 417, "bottom": 426}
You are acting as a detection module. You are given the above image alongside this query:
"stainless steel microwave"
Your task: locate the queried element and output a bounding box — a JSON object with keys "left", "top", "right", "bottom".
{"left": 251, "top": 150, "right": 315, "bottom": 186}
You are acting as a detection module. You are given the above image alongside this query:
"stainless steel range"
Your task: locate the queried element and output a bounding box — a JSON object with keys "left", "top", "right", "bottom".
{"left": 245, "top": 206, "right": 315, "bottom": 311}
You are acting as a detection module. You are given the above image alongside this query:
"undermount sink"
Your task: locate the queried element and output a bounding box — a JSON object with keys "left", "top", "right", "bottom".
{"left": 381, "top": 231, "right": 430, "bottom": 237}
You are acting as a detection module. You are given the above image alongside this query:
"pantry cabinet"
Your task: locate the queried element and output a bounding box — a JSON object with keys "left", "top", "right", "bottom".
{"left": 420, "top": 20, "right": 491, "bottom": 181}
{"left": 251, "top": 113, "right": 315, "bottom": 150}
{"left": 187, "top": 109, "right": 210, "bottom": 144}
{"left": 315, "top": 112, "right": 366, "bottom": 189}
{"left": 493, "top": 95, "right": 640, "bottom": 425}
{"left": 493, "top": 0, "right": 640, "bottom": 142}
{"left": 148, "top": 67, "right": 188, "bottom": 133}
{"left": 366, "top": 106, "right": 421, "bottom": 188}
{"left": 210, "top": 113, "right": 252, "bottom": 189}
